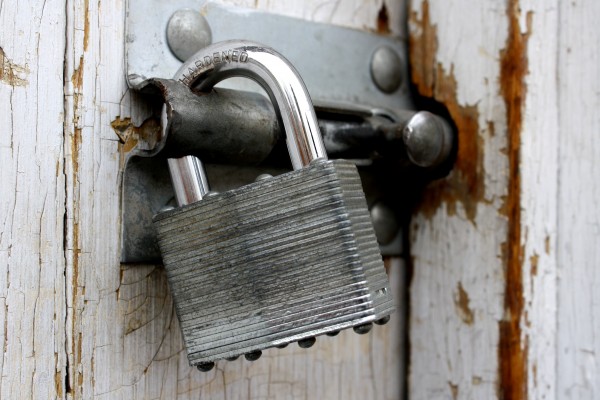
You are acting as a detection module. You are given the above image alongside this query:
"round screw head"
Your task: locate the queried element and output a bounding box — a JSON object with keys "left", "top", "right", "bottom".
{"left": 276, "top": 343, "right": 288, "bottom": 349}
{"left": 298, "top": 337, "right": 316, "bottom": 348}
{"left": 353, "top": 323, "right": 373, "bottom": 335}
{"left": 375, "top": 315, "right": 391, "bottom": 325}
{"left": 370, "top": 202, "right": 399, "bottom": 245}
{"left": 166, "top": 9, "right": 212, "bottom": 62}
{"left": 370, "top": 46, "right": 403, "bottom": 93}
{"left": 244, "top": 350, "right": 262, "bottom": 361}
{"left": 197, "top": 361, "right": 215, "bottom": 372}
{"left": 326, "top": 330, "right": 340, "bottom": 337}
{"left": 225, "top": 355, "right": 239, "bottom": 361}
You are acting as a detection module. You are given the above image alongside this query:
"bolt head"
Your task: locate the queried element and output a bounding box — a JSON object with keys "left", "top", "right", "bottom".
{"left": 402, "top": 111, "right": 452, "bottom": 168}
{"left": 167, "top": 9, "right": 212, "bottom": 62}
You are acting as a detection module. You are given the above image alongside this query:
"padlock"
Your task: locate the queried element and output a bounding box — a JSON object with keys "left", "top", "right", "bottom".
{"left": 153, "top": 41, "right": 395, "bottom": 371}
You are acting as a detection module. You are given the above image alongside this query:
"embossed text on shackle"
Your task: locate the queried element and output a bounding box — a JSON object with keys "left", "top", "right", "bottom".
{"left": 180, "top": 50, "right": 249, "bottom": 85}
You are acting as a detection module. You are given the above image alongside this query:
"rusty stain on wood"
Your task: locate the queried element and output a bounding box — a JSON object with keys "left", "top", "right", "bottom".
{"left": 544, "top": 236, "right": 550, "bottom": 255}
{"left": 454, "top": 282, "right": 475, "bottom": 325}
{"left": 0, "top": 47, "right": 29, "bottom": 86}
{"left": 71, "top": 56, "right": 84, "bottom": 89}
{"left": 54, "top": 353, "right": 62, "bottom": 394}
{"left": 448, "top": 381, "right": 459, "bottom": 399}
{"left": 376, "top": 2, "right": 391, "bottom": 35}
{"left": 498, "top": 1, "right": 532, "bottom": 399}
{"left": 83, "top": 0, "right": 90, "bottom": 51}
{"left": 409, "top": 0, "right": 484, "bottom": 223}
{"left": 529, "top": 253, "right": 539, "bottom": 277}
{"left": 68, "top": 47, "right": 85, "bottom": 398}
{"left": 488, "top": 121, "right": 495, "bottom": 137}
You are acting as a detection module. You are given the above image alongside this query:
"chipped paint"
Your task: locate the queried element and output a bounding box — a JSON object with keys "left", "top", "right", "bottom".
{"left": 529, "top": 253, "right": 539, "bottom": 277}
{"left": 83, "top": 0, "right": 90, "bottom": 52}
{"left": 454, "top": 282, "right": 475, "bottom": 325}
{"left": 497, "top": 1, "right": 532, "bottom": 398}
{"left": 111, "top": 116, "right": 161, "bottom": 158}
{"left": 0, "top": 47, "right": 29, "bottom": 86}
{"left": 448, "top": 381, "right": 459, "bottom": 399}
{"left": 409, "top": 1, "right": 484, "bottom": 223}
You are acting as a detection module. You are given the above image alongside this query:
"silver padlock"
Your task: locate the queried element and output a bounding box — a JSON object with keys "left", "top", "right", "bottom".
{"left": 154, "top": 41, "right": 395, "bottom": 371}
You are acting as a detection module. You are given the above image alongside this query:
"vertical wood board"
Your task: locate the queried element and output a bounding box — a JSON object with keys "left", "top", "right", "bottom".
{"left": 0, "top": 1, "right": 67, "bottom": 399}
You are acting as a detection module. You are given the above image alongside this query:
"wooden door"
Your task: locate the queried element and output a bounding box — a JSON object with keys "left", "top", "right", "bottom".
{"left": 1, "top": 0, "right": 598, "bottom": 399}
{"left": 409, "top": 1, "right": 600, "bottom": 399}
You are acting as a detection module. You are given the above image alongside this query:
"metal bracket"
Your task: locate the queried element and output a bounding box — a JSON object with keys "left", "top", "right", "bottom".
{"left": 126, "top": 1, "right": 412, "bottom": 112}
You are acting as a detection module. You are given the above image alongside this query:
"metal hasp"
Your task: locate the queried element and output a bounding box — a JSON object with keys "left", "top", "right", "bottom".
{"left": 121, "top": 3, "right": 456, "bottom": 263}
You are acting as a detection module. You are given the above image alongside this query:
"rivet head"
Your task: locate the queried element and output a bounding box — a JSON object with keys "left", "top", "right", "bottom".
{"left": 166, "top": 9, "right": 212, "bottom": 62}
{"left": 197, "top": 361, "right": 215, "bottom": 372}
{"left": 255, "top": 173, "right": 273, "bottom": 182}
{"left": 370, "top": 202, "right": 398, "bottom": 245}
{"left": 370, "top": 46, "right": 403, "bottom": 93}
{"left": 353, "top": 323, "right": 373, "bottom": 335}
{"left": 298, "top": 337, "right": 316, "bottom": 348}
{"left": 244, "top": 350, "right": 262, "bottom": 361}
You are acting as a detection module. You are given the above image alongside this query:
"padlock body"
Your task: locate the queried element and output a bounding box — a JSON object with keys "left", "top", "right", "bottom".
{"left": 154, "top": 160, "right": 395, "bottom": 365}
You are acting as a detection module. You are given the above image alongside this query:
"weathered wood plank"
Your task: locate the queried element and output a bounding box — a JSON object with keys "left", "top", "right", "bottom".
{"left": 407, "top": 1, "right": 510, "bottom": 398}
{"left": 409, "top": 0, "right": 600, "bottom": 399}
{"left": 520, "top": 0, "right": 559, "bottom": 397}
{"left": 556, "top": 1, "right": 600, "bottom": 398}
{"left": 0, "top": 0, "right": 67, "bottom": 398}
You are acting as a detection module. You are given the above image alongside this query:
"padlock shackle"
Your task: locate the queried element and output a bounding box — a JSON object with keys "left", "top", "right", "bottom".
{"left": 173, "top": 40, "right": 328, "bottom": 170}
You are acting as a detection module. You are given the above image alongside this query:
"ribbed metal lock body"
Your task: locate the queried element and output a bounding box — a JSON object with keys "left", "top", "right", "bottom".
{"left": 154, "top": 160, "right": 395, "bottom": 365}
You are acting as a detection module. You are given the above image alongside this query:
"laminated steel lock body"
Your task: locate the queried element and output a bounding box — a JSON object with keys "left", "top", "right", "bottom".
{"left": 153, "top": 40, "right": 395, "bottom": 368}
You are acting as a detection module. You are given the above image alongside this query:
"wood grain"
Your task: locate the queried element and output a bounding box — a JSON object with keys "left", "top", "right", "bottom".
{"left": 0, "top": 1, "right": 67, "bottom": 398}
{"left": 556, "top": 1, "right": 600, "bottom": 398}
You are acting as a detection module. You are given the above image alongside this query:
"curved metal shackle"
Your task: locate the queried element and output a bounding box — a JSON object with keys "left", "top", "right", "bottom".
{"left": 174, "top": 40, "right": 328, "bottom": 169}
{"left": 165, "top": 40, "right": 328, "bottom": 207}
